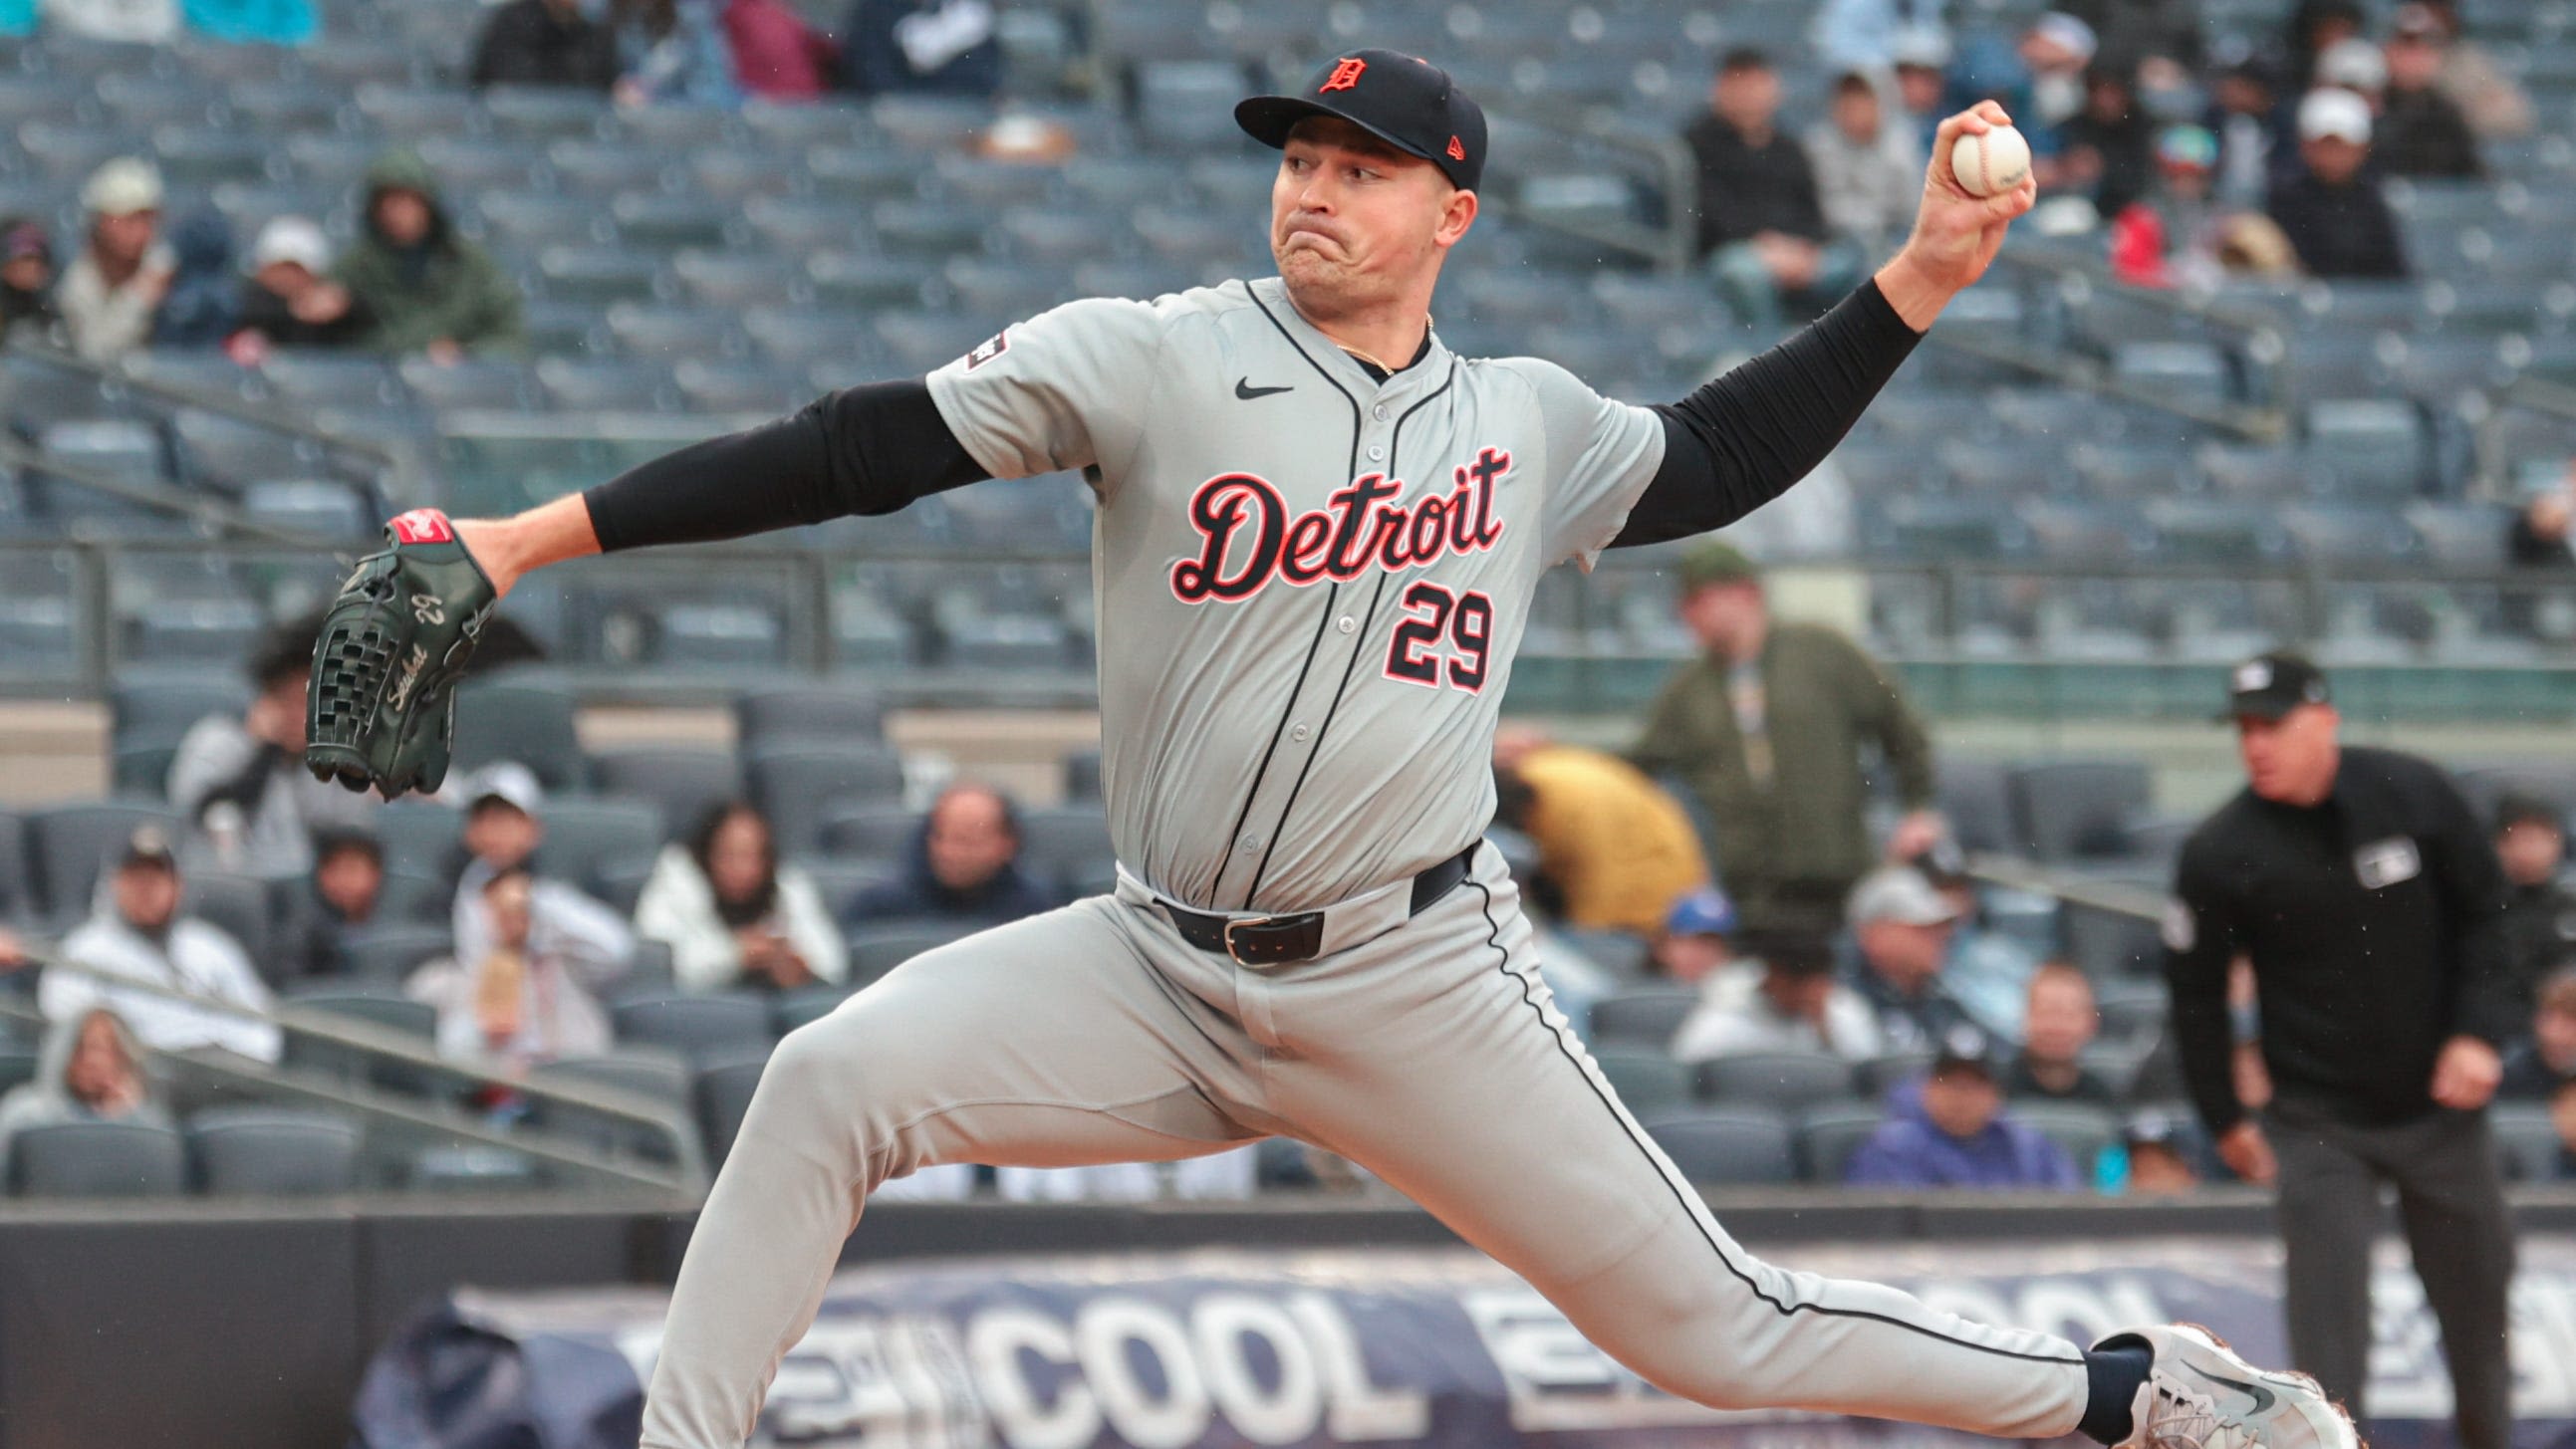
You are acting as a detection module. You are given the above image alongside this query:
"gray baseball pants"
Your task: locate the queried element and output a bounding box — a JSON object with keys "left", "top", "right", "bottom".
{"left": 2268, "top": 1099, "right": 2515, "bottom": 1449}
{"left": 640, "top": 846, "right": 2091, "bottom": 1447}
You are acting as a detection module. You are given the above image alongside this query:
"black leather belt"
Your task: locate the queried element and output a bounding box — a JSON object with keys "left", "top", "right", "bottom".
{"left": 1160, "top": 844, "right": 1480, "bottom": 966}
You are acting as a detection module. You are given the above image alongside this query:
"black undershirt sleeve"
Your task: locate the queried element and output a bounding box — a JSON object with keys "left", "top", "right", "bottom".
{"left": 1611, "top": 278, "right": 1925, "bottom": 549}
{"left": 582, "top": 379, "right": 990, "bottom": 553}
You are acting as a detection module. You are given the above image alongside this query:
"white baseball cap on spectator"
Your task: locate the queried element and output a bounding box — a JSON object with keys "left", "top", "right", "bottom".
{"left": 1847, "top": 866, "right": 1962, "bottom": 929}
{"left": 2028, "top": 12, "right": 2099, "bottom": 64}
{"left": 464, "top": 761, "right": 544, "bottom": 817}
{"left": 81, "top": 157, "right": 163, "bottom": 218}
{"left": 249, "top": 215, "right": 332, "bottom": 274}
{"left": 2298, "top": 87, "right": 2374, "bottom": 144}
{"left": 2315, "top": 36, "right": 2388, "bottom": 94}
{"left": 1890, "top": 25, "right": 1952, "bottom": 71}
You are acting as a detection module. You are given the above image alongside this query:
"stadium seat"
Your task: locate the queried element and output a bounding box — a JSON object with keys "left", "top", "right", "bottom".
{"left": 325, "top": 924, "right": 457, "bottom": 985}
{"left": 817, "top": 802, "right": 915, "bottom": 860}
{"left": 539, "top": 1047, "right": 693, "bottom": 1105}
{"left": 242, "top": 480, "right": 374, "bottom": 541}
{"left": 771, "top": 984, "right": 852, "bottom": 1037}
{"left": 2007, "top": 762, "right": 2152, "bottom": 864}
{"left": 1853, "top": 1050, "right": 1934, "bottom": 1100}
{"left": 112, "top": 672, "right": 247, "bottom": 746}
{"left": 0, "top": 1044, "right": 37, "bottom": 1096}
{"left": 187, "top": 1107, "right": 362, "bottom": 1195}
{"left": 1794, "top": 1100, "right": 1888, "bottom": 1183}
{"left": 9, "top": 1119, "right": 187, "bottom": 1198}
{"left": 694, "top": 1049, "right": 771, "bottom": 1165}
{"left": 2010, "top": 1101, "right": 2118, "bottom": 1178}
{"left": 2453, "top": 764, "right": 2576, "bottom": 825}
{"left": 1587, "top": 988, "right": 1697, "bottom": 1049}
{"left": 2489, "top": 1103, "right": 2565, "bottom": 1181}
{"left": 845, "top": 921, "right": 973, "bottom": 984}
{"left": 1063, "top": 749, "right": 1103, "bottom": 802}
{"left": 1591, "top": 1047, "right": 1692, "bottom": 1118}
{"left": 399, "top": 358, "right": 534, "bottom": 413}
{"left": 1644, "top": 1108, "right": 1797, "bottom": 1186}
{"left": 589, "top": 748, "right": 741, "bottom": 840}
{"left": 610, "top": 992, "right": 773, "bottom": 1061}
{"left": 1693, "top": 1051, "right": 1857, "bottom": 1109}
{"left": 1015, "top": 806, "right": 1114, "bottom": 887}
{"left": 448, "top": 672, "right": 585, "bottom": 791}
{"left": 26, "top": 800, "right": 182, "bottom": 924}
{"left": 405, "top": 1144, "right": 543, "bottom": 1192}
{"left": 734, "top": 682, "right": 887, "bottom": 748}
{"left": 745, "top": 740, "right": 906, "bottom": 856}
{"left": 185, "top": 871, "right": 276, "bottom": 976}
{"left": 535, "top": 796, "right": 665, "bottom": 895}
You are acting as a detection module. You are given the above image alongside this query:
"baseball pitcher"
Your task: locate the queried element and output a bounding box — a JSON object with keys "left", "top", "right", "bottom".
{"left": 307, "top": 53, "right": 2354, "bottom": 1449}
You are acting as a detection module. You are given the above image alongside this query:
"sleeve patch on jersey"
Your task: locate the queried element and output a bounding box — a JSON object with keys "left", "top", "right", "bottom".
{"left": 963, "top": 331, "right": 1009, "bottom": 370}
{"left": 2161, "top": 898, "right": 2194, "bottom": 953}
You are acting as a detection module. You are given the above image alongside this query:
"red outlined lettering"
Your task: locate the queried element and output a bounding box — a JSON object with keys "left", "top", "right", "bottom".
{"left": 1165, "top": 448, "right": 1512, "bottom": 605}
{"left": 1380, "top": 582, "right": 1496, "bottom": 694}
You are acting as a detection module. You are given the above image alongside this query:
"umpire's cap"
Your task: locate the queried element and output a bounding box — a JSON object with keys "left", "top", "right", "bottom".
{"left": 2219, "top": 649, "right": 2330, "bottom": 722}
{"left": 1236, "top": 50, "right": 1487, "bottom": 192}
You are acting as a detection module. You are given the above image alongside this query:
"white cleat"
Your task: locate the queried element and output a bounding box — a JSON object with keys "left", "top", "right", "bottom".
{"left": 2097, "top": 1324, "right": 2363, "bottom": 1449}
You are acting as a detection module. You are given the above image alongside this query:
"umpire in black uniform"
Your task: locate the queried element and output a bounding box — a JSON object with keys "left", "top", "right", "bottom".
{"left": 2166, "top": 651, "right": 2517, "bottom": 1448}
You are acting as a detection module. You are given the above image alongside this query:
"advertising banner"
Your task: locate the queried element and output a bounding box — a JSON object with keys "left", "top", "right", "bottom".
{"left": 352, "top": 1238, "right": 2576, "bottom": 1449}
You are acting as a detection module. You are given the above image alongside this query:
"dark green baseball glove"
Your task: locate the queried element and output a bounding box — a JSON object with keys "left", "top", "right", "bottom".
{"left": 305, "top": 509, "right": 498, "bottom": 801}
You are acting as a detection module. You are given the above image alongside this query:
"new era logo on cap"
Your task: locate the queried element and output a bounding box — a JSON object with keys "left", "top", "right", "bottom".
{"left": 1236, "top": 48, "right": 1489, "bottom": 192}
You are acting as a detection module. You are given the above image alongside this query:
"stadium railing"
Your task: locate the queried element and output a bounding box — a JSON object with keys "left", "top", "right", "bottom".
{"left": 1, "top": 952, "right": 707, "bottom": 1193}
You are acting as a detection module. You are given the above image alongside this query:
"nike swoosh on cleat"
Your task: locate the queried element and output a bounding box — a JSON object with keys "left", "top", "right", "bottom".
{"left": 2203, "top": 1371, "right": 2276, "bottom": 1415}
{"left": 1234, "top": 378, "right": 1294, "bottom": 399}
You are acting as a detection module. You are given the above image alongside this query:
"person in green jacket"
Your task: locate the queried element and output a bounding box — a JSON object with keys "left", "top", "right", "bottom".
{"left": 1629, "top": 540, "right": 1943, "bottom": 934}
{"left": 335, "top": 148, "right": 527, "bottom": 362}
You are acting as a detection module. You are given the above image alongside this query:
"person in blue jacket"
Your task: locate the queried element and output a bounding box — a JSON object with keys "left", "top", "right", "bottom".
{"left": 1847, "top": 1025, "right": 2084, "bottom": 1190}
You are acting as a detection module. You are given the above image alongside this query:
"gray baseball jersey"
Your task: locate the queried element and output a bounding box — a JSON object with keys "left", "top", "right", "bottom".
{"left": 638, "top": 278, "right": 2102, "bottom": 1447}
{"left": 925, "top": 277, "right": 1664, "bottom": 913}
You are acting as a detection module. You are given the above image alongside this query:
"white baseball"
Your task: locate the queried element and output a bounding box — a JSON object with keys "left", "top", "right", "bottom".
{"left": 1949, "top": 123, "right": 2032, "bottom": 198}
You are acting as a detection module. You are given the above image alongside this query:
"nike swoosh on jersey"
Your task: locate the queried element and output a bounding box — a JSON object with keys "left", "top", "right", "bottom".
{"left": 1234, "top": 378, "right": 1294, "bottom": 399}
{"left": 2202, "top": 1371, "right": 2277, "bottom": 1414}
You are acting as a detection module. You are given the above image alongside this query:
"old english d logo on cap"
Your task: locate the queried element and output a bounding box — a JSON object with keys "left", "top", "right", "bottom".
{"left": 1320, "top": 57, "right": 1367, "bottom": 92}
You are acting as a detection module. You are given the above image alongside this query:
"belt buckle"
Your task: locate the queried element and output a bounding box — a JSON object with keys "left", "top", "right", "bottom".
{"left": 1221, "top": 916, "right": 1269, "bottom": 966}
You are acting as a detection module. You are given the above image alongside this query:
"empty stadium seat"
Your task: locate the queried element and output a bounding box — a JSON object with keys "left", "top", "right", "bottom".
{"left": 817, "top": 802, "right": 914, "bottom": 860}
{"left": 1794, "top": 1100, "right": 1888, "bottom": 1183}
{"left": 1587, "top": 988, "right": 1697, "bottom": 1049}
{"left": 746, "top": 740, "right": 906, "bottom": 856}
{"left": 589, "top": 749, "right": 742, "bottom": 840}
{"left": 1644, "top": 1108, "right": 1797, "bottom": 1186}
{"left": 2489, "top": 1103, "right": 2566, "bottom": 1181}
{"left": 9, "top": 1119, "right": 187, "bottom": 1197}
{"left": 448, "top": 673, "right": 585, "bottom": 791}
{"left": 610, "top": 992, "right": 772, "bottom": 1061}
{"left": 1853, "top": 1050, "right": 1935, "bottom": 1100}
{"left": 1694, "top": 1051, "right": 1857, "bottom": 1109}
{"left": 845, "top": 920, "right": 973, "bottom": 984}
{"left": 187, "top": 1107, "right": 361, "bottom": 1195}
{"left": 2007, "top": 762, "right": 2152, "bottom": 864}
{"left": 694, "top": 1049, "right": 770, "bottom": 1165}
{"left": 405, "top": 1144, "right": 543, "bottom": 1192}
{"left": 539, "top": 1047, "right": 693, "bottom": 1104}
{"left": 1591, "top": 1047, "right": 1691, "bottom": 1118}
{"left": 2009, "top": 1101, "right": 2118, "bottom": 1177}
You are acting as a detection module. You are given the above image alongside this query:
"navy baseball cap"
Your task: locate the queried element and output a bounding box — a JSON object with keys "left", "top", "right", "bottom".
{"left": 1235, "top": 50, "right": 1488, "bottom": 192}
